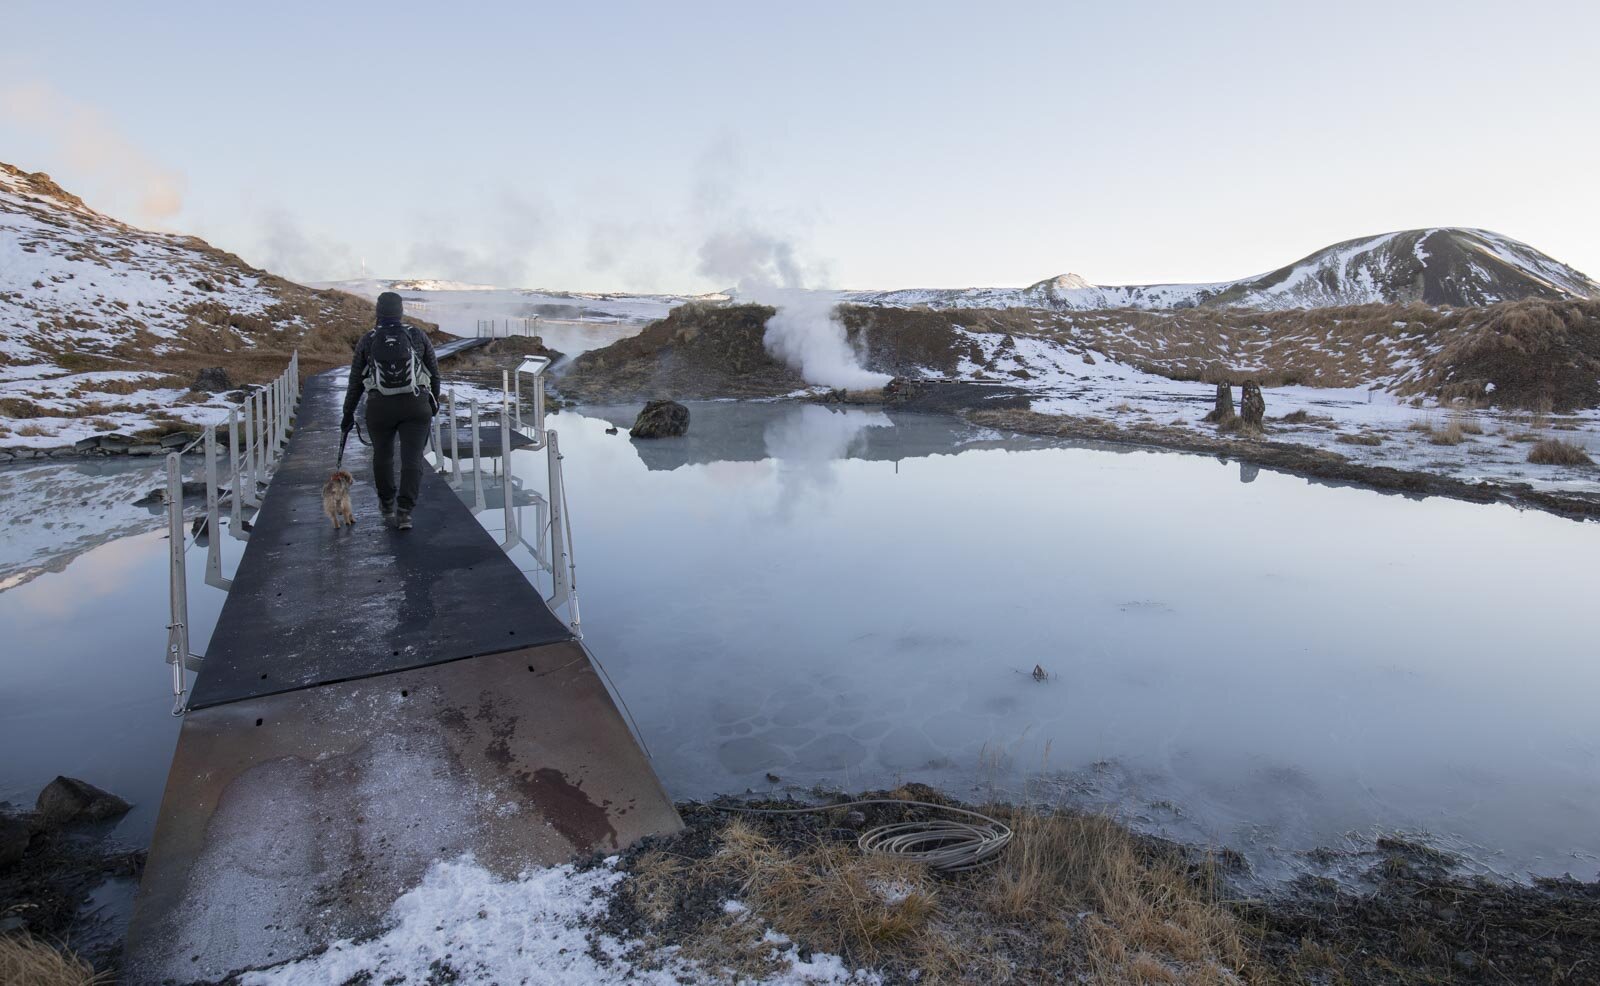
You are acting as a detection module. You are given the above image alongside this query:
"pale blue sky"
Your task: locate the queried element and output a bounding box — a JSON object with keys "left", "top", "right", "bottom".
{"left": 2, "top": 1, "right": 1596, "bottom": 292}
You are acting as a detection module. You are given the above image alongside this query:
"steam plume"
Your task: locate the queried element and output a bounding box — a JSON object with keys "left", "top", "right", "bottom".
{"left": 698, "top": 227, "right": 890, "bottom": 391}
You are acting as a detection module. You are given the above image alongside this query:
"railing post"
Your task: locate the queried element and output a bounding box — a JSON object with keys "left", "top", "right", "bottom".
{"left": 253, "top": 389, "right": 266, "bottom": 475}
{"left": 432, "top": 411, "right": 446, "bottom": 474}
{"left": 265, "top": 381, "right": 276, "bottom": 467}
{"left": 471, "top": 402, "right": 485, "bottom": 513}
{"left": 499, "top": 400, "right": 518, "bottom": 549}
{"left": 165, "top": 453, "right": 191, "bottom": 715}
{"left": 448, "top": 390, "right": 462, "bottom": 488}
{"left": 204, "top": 426, "right": 232, "bottom": 590}
{"left": 242, "top": 395, "right": 260, "bottom": 506}
{"left": 546, "top": 430, "right": 579, "bottom": 634}
{"left": 227, "top": 408, "right": 249, "bottom": 539}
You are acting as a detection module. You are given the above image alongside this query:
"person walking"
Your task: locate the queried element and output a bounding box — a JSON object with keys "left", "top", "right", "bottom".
{"left": 341, "top": 291, "right": 441, "bottom": 530}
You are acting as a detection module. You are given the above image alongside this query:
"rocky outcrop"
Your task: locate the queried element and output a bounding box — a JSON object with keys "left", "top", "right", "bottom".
{"left": 1240, "top": 381, "right": 1266, "bottom": 428}
{"left": 630, "top": 400, "right": 691, "bottom": 438}
{"left": 191, "top": 367, "right": 232, "bottom": 392}
{"left": 34, "top": 776, "right": 130, "bottom": 829}
{"left": 1203, "top": 383, "right": 1236, "bottom": 423}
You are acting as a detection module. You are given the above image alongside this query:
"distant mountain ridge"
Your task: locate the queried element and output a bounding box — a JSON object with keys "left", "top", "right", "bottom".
{"left": 851, "top": 228, "right": 1600, "bottom": 312}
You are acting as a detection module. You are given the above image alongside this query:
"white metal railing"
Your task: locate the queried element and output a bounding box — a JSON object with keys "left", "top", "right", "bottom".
{"left": 164, "top": 351, "right": 299, "bottom": 714}
{"left": 432, "top": 355, "right": 580, "bottom": 636}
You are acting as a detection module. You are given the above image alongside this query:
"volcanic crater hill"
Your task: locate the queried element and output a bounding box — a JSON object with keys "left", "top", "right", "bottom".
{"left": 0, "top": 161, "right": 438, "bottom": 445}
{"left": 558, "top": 297, "right": 1600, "bottom": 413}
{"left": 853, "top": 228, "right": 1600, "bottom": 312}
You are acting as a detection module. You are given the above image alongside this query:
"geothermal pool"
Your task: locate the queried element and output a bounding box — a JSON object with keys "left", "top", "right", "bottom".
{"left": 2, "top": 401, "right": 1597, "bottom": 886}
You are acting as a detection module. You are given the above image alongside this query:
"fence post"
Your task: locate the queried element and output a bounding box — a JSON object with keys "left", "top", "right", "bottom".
{"left": 204, "top": 427, "right": 232, "bottom": 590}
{"left": 165, "top": 453, "right": 192, "bottom": 715}
{"left": 241, "top": 395, "right": 260, "bottom": 506}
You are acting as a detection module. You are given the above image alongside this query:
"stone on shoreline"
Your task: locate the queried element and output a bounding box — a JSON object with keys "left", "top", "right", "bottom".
{"left": 1240, "top": 380, "right": 1266, "bottom": 427}
{"left": 1203, "top": 382, "right": 1236, "bottom": 423}
{"left": 34, "top": 776, "right": 131, "bottom": 829}
{"left": 630, "top": 400, "right": 690, "bottom": 439}
{"left": 191, "top": 366, "right": 232, "bottom": 392}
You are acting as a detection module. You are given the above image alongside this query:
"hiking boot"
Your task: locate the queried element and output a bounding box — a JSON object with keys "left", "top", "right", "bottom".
{"left": 379, "top": 499, "right": 396, "bottom": 523}
{"left": 395, "top": 509, "right": 413, "bottom": 531}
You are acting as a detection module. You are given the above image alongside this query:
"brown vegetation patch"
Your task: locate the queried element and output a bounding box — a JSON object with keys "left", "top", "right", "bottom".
{"left": 605, "top": 789, "right": 1249, "bottom": 984}
{"left": 1527, "top": 438, "right": 1594, "bottom": 466}
{"left": 0, "top": 935, "right": 105, "bottom": 986}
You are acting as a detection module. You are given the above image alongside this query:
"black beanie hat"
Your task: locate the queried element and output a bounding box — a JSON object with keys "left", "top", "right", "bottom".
{"left": 376, "top": 291, "right": 404, "bottom": 320}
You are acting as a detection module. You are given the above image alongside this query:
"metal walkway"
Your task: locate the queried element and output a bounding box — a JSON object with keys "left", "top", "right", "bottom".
{"left": 125, "top": 362, "right": 681, "bottom": 984}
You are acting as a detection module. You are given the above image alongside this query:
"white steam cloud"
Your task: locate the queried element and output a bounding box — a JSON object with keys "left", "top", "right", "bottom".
{"left": 698, "top": 227, "right": 891, "bottom": 391}
{"left": 0, "top": 81, "right": 185, "bottom": 225}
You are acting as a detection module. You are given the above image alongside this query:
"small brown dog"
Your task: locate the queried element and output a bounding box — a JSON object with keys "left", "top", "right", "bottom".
{"left": 322, "top": 469, "right": 355, "bottom": 528}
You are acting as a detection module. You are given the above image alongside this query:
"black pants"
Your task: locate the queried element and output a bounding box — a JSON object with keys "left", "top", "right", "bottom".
{"left": 365, "top": 391, "right": 433, "bottom": 511}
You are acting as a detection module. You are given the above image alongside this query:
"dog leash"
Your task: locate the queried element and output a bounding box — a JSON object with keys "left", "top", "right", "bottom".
{"left": 336, "top": 420, "right": 372, "bottom": 470}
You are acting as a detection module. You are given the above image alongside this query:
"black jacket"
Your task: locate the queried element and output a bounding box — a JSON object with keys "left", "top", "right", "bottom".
{"left": 343, "top": 320, "right": 441, "bottom": 421}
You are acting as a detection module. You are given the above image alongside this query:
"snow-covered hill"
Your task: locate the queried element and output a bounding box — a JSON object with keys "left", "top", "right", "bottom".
{"left": 1, "top": 161, "right": 381, "bottom": 451}
{"left": 852, "top": 228, "right": 1600, "bottom": 312}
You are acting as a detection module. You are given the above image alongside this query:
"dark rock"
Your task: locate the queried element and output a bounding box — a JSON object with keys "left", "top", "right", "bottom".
{"left": 630, "top": 399, "right": 690, "bottom": 439}
{"left": 842, "top": 810, "right": 867, "bottom": 829}
{"left": 159, "top": 431, "right": 198, "bottom": 449}
{"left": 74, "top": 435, "right": 101, "bottom": 451}
{"left": 191, "top": 366, "right": 232, "bottom": 392}
{"left": 34, "top": 776, "right": 130, "bottom": 829}
{"left": 1240, "top": 380, "right": 1266, "bottom": 427}
{"left": 765, "top": 773, "right": 782, "bottom": 784}
{"left": 1203, "top": 382, "right": 1236, "bottom": 423}
{"left": 0, "top": 813, "right": 31, "bottom": 867}
{"left": 884, "top": 376, "right": 924, "bottom": 400}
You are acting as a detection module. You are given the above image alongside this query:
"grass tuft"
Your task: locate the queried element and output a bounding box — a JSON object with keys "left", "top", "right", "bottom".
{"left": 0, "top": 934, "right": 106, "bottom": 986}
{"left": 1527, "top": 438, "right": 1593, "bottom": 466}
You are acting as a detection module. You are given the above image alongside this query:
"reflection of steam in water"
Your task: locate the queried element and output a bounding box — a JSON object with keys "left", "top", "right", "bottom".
{"left": 762, "top": 405, "right": 892, "bottom": 517}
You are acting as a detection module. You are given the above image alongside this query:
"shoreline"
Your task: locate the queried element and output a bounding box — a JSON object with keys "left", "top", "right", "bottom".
{"left": 962, "top": 406, "right": 1600, "bottom": 521}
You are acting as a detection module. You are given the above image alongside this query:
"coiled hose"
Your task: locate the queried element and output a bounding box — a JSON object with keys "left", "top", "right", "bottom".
{"left": 711, "top": 799, "right": 1014, "bottom": 872}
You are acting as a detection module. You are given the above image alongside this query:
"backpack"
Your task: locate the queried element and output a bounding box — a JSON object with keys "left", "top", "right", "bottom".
{"left": 365, "top": 323, "right": 429, "bottom": 396}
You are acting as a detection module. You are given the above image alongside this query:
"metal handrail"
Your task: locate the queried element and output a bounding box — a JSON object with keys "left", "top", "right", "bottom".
{"left": 443, "top": 357, "right": 580, "bottom": 635}
{"left": 163, "top": 350, "right": 298, "bottom": 715}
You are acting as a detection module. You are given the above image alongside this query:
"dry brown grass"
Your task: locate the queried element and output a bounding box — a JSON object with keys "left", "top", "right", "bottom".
{"left": 1527, "top": 438, "right": 1594, "bottom": 466}
{"left": 1427, "top": 421, "right": 1465, "bottom": 446}
{"left": 629, "top": 797, "right": 1253, "bottom": 984}
{"left": 0, "top": 934, "right": 106, "bottom": 986}
{"left": 14, "top": 423, "right": 55, "bottom": 437}
{"left": 1336, "top": 432, "right": 1383, "bottom": 447}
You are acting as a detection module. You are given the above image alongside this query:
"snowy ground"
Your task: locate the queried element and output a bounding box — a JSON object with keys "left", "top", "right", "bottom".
{"left": 944, "top": 326, "right": 1600, "bottom": 493}
{"left": 243, "top": 857, "right": 874, "bottom": 986}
